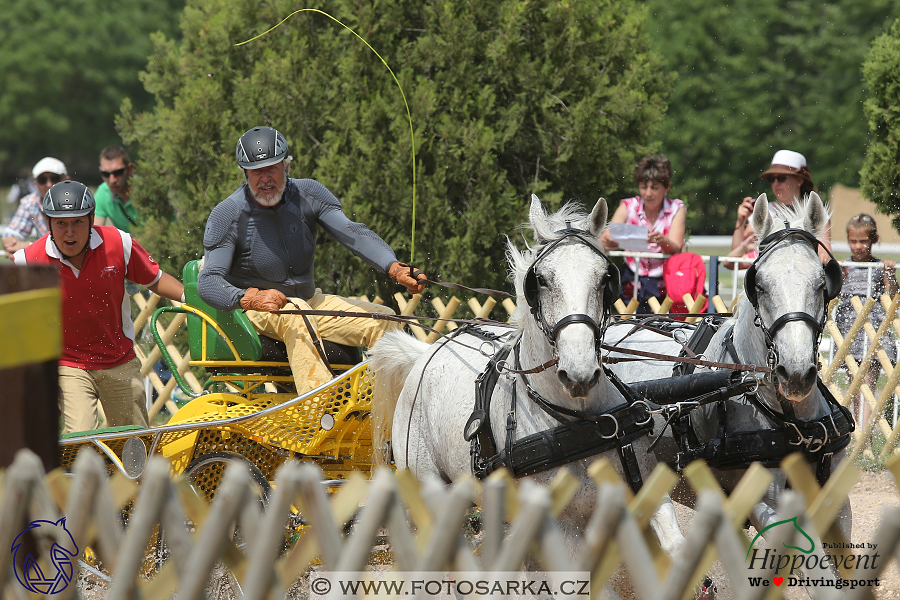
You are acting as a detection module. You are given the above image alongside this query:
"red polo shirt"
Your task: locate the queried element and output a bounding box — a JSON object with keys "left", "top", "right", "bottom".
{"left": 13, "top": 226, "right": 161, "bottom": 369}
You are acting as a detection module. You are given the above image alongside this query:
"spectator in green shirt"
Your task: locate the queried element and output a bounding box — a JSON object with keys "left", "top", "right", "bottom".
{"left": 94, "top": 146, "right": 138, "bottom": 232}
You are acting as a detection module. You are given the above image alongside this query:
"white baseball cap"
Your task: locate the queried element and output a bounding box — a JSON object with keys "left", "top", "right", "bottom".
{"left": 32, "top": 157, "right": 67, "bottom": 178}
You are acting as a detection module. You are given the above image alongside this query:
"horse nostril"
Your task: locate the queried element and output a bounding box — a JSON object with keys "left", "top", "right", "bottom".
{"left": 774, "top": 365, "right": 789, "bottom": 383}
{"left": 803, "top": 366, "right": 817, "bottom": 390}
{"left": 587, "top": 368, "right": 601, "bottom": 388}
{"left": 558, "top": 369, "right": 601, "bottom": 395}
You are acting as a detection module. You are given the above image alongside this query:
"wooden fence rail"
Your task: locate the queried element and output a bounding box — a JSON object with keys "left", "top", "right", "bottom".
{"left": 1, "top": 447, "right": 898, "bottom": 600}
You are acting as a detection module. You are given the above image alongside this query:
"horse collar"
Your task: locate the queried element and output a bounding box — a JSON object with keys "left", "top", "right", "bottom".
{"left": 465, "top": 339, "right": 652, "bottom": 491}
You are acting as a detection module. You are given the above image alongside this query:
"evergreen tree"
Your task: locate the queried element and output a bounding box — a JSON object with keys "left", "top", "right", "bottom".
{"left": 118, "top": 0, "right": 671, "bottom": 300}
{"left": 861, "top": 17, "right": 900, "bottom": 227}
{"left": 0, "top": 0, "right": 183, "bottom": 181}
{"left": 644, "top": 0, "right": 899, "bottom": 234}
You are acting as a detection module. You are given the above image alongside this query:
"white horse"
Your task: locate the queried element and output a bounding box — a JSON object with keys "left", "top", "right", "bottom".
{"left": 606, "top": 193, "right": 853, "bottom": 539}
{"left": 371, "top": 195, "right": 684, "bottom": 558}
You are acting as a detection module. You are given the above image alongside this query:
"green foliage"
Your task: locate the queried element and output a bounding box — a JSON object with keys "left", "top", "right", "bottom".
{"left": 644, "top": 0, "right": 900, "bottom": 234}
{"left": 119, "top": 0, "right": 671, "bottom": 298}
{"left": 0, "top": 0, "right": 183, "bottom": 181}
{"left": 861, "top": 18, "right": 900, "bottom": 230}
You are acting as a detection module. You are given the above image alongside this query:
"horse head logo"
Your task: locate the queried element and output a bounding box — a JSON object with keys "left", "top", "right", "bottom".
{"left": 11, "top": 518, "right": 79, "bottom": 594}
{"left": 746, "top": 516, "right": 815, "bottom": 559}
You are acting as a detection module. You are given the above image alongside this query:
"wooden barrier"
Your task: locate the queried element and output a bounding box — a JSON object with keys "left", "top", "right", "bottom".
{"left": 0, "top": 265, "right": 61, "bottom": 472}
{"left": 129, "top": 293, "right": 202, "bottom": 417}
{"left": 824, "top": 293, "right": 900, "bottom": 459}
{"left": 1, "top": 447, "right": 895, "bottom": 600}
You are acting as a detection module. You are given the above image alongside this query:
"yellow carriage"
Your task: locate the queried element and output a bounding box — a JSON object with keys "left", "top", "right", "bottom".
{"left": 59, "top": 260, "right": 378, "bottom": 501}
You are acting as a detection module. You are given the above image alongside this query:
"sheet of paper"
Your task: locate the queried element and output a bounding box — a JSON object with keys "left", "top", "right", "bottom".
{"left": 607, "top": 222, "right": 650, "bottom": 252}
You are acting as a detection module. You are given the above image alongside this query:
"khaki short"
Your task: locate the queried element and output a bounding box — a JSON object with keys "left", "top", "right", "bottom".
{"left": 58, "top": 357, "right": 149, "bottom": 434}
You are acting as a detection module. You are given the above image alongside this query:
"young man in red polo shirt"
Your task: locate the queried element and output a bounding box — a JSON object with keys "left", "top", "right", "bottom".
{"left": 12, "top": 181, "right": 184, "bottom": 433}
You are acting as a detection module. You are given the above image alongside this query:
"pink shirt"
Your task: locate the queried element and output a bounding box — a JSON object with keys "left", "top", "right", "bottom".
{"left": 14, "top": 226, "right": 162, "bottom": 370}
{"left": 620, "top": 195, "right": 685, "bottom": 278}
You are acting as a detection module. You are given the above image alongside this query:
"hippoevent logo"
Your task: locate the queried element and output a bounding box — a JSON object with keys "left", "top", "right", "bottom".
{"left": 745, "top": 516, "right": 881, "bottom": 591}
{"left": 11, "top": 518, "right": 79, "bottom": 594}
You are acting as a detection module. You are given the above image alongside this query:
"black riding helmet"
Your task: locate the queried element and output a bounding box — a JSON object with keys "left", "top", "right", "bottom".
{"left": 235, "top": 126, "right": 289, "bottom": 169}
{"left": 42, "top": 181, "right": 95, "bottom": 218}
{"left": 43, "top": 181, "right": 96, "bottom": 258}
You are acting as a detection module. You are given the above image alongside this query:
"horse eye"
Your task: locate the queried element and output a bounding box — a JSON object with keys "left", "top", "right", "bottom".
{"left": 536, "top": 274, "right": 548, "bottom": 287}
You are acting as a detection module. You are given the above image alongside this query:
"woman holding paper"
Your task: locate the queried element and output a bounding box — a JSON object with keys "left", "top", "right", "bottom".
{"left": 600, "top": 154, "right": 686, "bottom": 313}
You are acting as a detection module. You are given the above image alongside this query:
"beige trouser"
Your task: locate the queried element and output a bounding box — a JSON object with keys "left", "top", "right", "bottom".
{"left": 246, "top": 290, "right": 402, "bottom": 395}
{"left": 58, "top": 358, "right": 149, "bottom": 433}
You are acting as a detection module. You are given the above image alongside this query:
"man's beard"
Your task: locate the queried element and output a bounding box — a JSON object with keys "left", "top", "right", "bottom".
{"left": 250, "top": 179, "right": 286, "bottom": 207}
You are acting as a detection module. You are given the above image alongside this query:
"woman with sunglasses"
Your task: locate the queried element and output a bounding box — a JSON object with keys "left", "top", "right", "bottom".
{"left": 726, "top": 149, "right": 830, "bottom": 269}
{"left": 2, "top": 157, "right": 68, "bottom": 257}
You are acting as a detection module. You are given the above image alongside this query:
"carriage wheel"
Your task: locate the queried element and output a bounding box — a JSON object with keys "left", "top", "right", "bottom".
{"left": 183, "top": 452, "right": 273, "bottom": 553}
{"left": 184, "top": 451, "right": 272, "bottom": 506}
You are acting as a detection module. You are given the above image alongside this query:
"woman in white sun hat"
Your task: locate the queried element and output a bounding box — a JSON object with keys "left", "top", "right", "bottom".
{"left": 727, "top": 149, "right": 831, "bottom": 269}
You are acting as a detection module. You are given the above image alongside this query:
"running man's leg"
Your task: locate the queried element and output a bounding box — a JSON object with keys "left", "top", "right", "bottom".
{"left": 58, "top": 366, "right": 101, "bottom": 434}
{"left": 95, "top": 358, "right": 149, "bottom": 428}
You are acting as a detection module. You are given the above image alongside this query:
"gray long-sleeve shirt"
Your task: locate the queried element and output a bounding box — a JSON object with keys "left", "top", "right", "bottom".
{"left": 198, "top": 178, "right": 397, "bottom": 311}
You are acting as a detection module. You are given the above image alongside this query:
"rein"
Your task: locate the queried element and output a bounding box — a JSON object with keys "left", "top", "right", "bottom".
{"left": 601, "top": 343, "right": 773, "bottom": 373}
{"left": 660, "top": 318, "right": 854, "bottom": 484}
{"left": 418, "top": 278, "right": 512, "bottom": 298}
{"left": 271, "top": 307, "right": 768, "bottom": 375}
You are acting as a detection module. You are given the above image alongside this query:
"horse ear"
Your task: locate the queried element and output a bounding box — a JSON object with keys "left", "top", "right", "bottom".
{"left": 751, "top": 193, "right": 771, "bottom": 237}
{"left": 588, "top": 198, "right": 608, "bottom": 237}
{"left": 529, "top": 194, "right": 546, "bottom": 237}
{"left": 805, "top": 191, "right": 828, "bottom": 237}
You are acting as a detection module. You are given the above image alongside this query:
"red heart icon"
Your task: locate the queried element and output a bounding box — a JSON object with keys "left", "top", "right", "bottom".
{"left": 773, "top": 577, "right": 784, "bottom": 586}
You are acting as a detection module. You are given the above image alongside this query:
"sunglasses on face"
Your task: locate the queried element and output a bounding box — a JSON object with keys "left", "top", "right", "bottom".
{"left": 771, "top": 174, "right": 792, "bottom": 183}
{"left": 36, "top": 174, "right": 64, "bottom": 185}
{"left": 99, "top": 167, "right": 128, "bottom": 179}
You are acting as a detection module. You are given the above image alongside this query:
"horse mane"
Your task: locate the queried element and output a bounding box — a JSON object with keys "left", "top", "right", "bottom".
{"left": 756, "top": 193, "right": 832, "bottom": 241}
{"left": 505, "top": 201, "right": 593, "bottom": 327}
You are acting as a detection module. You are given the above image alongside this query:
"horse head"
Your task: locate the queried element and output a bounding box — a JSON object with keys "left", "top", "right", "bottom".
{"left": 510, "top": 194, "right": 618, "bottom": 398}
{"left": 746, "top": 192, "right": 835, "bottom": 402}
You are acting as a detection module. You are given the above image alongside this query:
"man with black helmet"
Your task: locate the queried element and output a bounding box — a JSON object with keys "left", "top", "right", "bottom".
{"left": 199, "top": 126, "right": 427, "bottom": 395}
{"left": 12, "top": 181, "right": 184, "bottom": 433}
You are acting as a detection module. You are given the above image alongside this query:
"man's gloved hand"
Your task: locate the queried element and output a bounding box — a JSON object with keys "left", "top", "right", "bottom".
{"left": 388, "top": 261, "right": 428, "bottom": 295}
{"left": 240, "top": 287, "right": 289, "bottom": 312}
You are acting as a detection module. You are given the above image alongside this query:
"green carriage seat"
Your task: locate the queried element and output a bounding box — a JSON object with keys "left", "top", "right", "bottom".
{"left": 183, "top": 260, "right": 266, "bottom": 362}
{"left": 182, "top": 260, "right": 362, "bottom": 367}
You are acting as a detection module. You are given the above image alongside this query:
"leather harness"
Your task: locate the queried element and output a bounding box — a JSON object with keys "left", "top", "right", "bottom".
{"left": 462, "top": 325, "right": 653, "bottom": 493}
{"left": 666, "top": 318, "right": 854, "bottom": 485}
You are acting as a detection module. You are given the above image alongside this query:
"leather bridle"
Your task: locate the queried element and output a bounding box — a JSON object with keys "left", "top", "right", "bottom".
{"left": 744, "top": 227, "right": 842, "bottom": 368}
{"left": 523, "top": 224, "right": 620, "bottom": 356}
